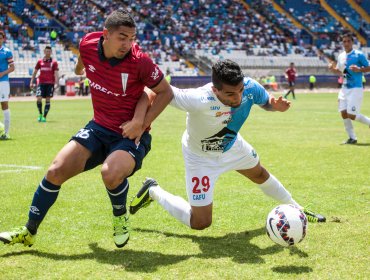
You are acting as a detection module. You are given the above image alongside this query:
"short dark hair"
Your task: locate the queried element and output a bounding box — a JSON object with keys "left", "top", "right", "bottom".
{"left": 105, "top": 10, "right": 136, "bottom": 31}
{"left": 212, "top": 60, "right": 244, "bottom": 90}
{"left": 45, "top": 46, "right": 52, "bottom": 50}
{"left": 0, "top": 31, "right": 5, "bottom": 38}
{"left": 341, "top": 32, "right": 354, "bottom": 42}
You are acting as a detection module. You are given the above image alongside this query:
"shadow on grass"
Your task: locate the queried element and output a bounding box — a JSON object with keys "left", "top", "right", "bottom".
{"left": 272, "top": 265, "right": 313, "bottom": 274}
{"left": 0, "top": 227, "right": 309, "bottom": 273}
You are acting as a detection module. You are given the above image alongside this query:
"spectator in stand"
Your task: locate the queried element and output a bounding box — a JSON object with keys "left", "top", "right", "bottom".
{"left": 58, "top": 74, "right": 66, "bottom": 96}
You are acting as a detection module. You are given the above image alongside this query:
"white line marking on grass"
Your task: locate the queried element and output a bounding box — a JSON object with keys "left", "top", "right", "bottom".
{"left": 0, "top": 164, "right": 43, "bottom": 173}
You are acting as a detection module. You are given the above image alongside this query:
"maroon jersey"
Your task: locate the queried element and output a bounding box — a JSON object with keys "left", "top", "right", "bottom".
{"left": 285, "top": 67, "right": 297, "bottom": 82}
{"left": 35, "top": 58, "right": 59, "bottom": 84}
{"left": 79, "top": 32, "right": 164, "bottom": 133}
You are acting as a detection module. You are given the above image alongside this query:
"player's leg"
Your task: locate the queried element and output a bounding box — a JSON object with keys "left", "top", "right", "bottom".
{"left": 36, "top": 85, "right": 43, "bottom": 121}
{"left": 347, "top": 88, "right": 370, "bottom": 128}
{"left": 0, "top": 140, "right": 91, "bottom": 246}
{"left": 339, "top": 91, "right": 357, "bottom": 144}
{"left": 291, "top": 83, "right": 296, "bottom": 99}
{"left": 0, "top": 81, "right": 11, "bottom": 139}
{"left": 42, "top": 85, "right": 54, "bottom": 121}
{"left": 102, "top": 131, "right": 152, "bottom": 247}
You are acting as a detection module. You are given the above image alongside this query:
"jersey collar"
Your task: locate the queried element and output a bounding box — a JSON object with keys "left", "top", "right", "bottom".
{"left": 98, "top": 36, "right": 130, "bottom": 67}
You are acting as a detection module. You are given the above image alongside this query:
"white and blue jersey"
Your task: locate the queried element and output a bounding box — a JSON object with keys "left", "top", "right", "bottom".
{"left": 336, "top": 49, "right": 369, "bottom": 89}
{"left": 170, "top": 78, "right": 269, "bottom": 157}
{"left": 0, "top": 45, "right": 13, "bottom": 82}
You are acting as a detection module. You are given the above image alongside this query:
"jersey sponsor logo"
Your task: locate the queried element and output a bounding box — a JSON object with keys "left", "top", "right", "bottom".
{"left": 201, "top": 128, "right": 237, "bottom": 152}
{"left": 88, "top": 64, "right": 96, "bottom": 72}
{"left": 151, "top": 67, "right": 160, "bottom": 80}
{"left": 121, "top": 73, "right": 129, "bottom": 94}
{"left": 222, "top": 116, "right": 232, "bottom": 124}
{"left": 210, "top": 106, "right": 220, "bottom": 110}
{"left": 88, "top": 79, "right": 126, "bottom": 97}
{"left": 215, "top": 111, "right": 234, "bottom": 117}
{"left": 201, "top": 96, "right": 216, "bottom": 102}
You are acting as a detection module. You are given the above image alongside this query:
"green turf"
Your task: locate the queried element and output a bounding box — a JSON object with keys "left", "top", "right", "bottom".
{"left": 0, "top": 92, "right": 369, "bottom": 279}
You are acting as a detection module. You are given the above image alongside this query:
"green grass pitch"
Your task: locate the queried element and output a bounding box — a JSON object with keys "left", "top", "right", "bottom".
{"left": 0, "top": 92, "right": 369, "bottom": 279}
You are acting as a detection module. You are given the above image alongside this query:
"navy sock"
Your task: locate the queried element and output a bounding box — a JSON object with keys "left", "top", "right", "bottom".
{"left": 27, "top": 177, "right": 61, "bottom": 234}
{"left": 37, "top": 101, "right": 42, "bottom": 114}
{"left": 106, "top": 179, "right": 129, "bottom": 217}
{"left": 44, "top": 101, "right": 50, "bottom": 117}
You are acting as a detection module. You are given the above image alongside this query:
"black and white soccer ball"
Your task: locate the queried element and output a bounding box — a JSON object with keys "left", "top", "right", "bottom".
{"left": 266, "top": 204, "right": 308, "bottom": 247}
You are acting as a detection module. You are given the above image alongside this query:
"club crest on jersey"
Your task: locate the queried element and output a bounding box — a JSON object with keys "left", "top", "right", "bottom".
{"left": 151, "top": 67, "right": 159, "bottom": 80}
{"left": 88, "top": 65, "right": 96, "bottom": 72}
{"left": 121, "top": 73, "right": 129, "bottom": 94}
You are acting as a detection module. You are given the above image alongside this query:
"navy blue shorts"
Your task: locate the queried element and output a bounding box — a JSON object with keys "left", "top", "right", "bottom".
{"left": 71, "top": 120, "right": 152, "bottom": 176}
{"left": 36, "top": 84, "right": 54, "bottom": 98}
{"left": 288, "top": 81, "right": 295, "bottom": 87}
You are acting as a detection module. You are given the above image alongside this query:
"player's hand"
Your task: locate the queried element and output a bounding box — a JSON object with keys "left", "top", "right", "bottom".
{"left": 328, "top": 62, "right": 335, "bottom": 70}
{"left": 30, "top": 82, "right": 35, "bottom": 89}
{"left": 120, "top": 119, "right": 144, "bottom": 145}
{"left": 349, "top": 65, "right": 362, "bottom": 72}
{"left": 0, "top": 72, "right": 4, "bottom": 78}
{"left": 271, "top": 96, "right": 291, "bottom": 112}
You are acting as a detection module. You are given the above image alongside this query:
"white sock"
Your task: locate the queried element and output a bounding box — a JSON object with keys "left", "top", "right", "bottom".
{"left": 149, "top": 186, "right": 191, "bottom": 227}
{"left": 343, "top": 118, "right": 356, "bottom": 140}
{"left": 258, "top": 174, "right": 302, "bottom": 208}
{"left": 355, "top": 114, "right": 370, "bottom": 126}
{"left": 3, "top": 109, "right": 10, "bottom": 134}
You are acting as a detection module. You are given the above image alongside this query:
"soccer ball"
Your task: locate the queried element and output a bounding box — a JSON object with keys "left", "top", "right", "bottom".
{"left": 266, "top": 204, "right": 307, "bottom": 247}
{"left": 0, "top": 121, "right": 4, "bottom": 136}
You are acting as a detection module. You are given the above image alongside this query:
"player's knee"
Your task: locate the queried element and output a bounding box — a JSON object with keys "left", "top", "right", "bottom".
{"left": 347, "top": 113, "right": 356, "bottom": 120}
{"left": 341, "top": 111, "right": 348, "bottom": 119}
{"left": 46, "top": 162, "right": 66, "bottom": 184}
{"left": 190, "top": 216, "right": 212, "bottom": 230}
{"left": 101, "top": 167, "right": 126, "bottom": 189}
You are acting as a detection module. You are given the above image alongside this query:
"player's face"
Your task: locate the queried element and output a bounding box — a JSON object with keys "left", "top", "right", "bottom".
{"left": 44, "top": 49, "right": 52, "bottom": 58}
{"left": 104, "top": 26, "right": 136, "bottom": 59}
{"left": 342, "top": 37, "right": 353, "bottom": 52}
{"left": 212, "top": 81, "right": 244, "bottom": 108}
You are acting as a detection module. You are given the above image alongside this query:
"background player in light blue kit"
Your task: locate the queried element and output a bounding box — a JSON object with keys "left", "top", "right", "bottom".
{"left": 329, "top": 32, "right": 370, "bottom": 144}
{"left": 129, "top": 60, "right": 325, "bottom": 232}
{"left": 0, "top": 31, "right": 15, "bottom": 140}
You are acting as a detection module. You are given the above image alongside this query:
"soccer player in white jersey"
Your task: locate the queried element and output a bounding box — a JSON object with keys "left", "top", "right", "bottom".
{"left": 329, "top": 32, "right": 370, "bottom": 144}
{"left": 129, "top": 59, "right": 325, "bottom": 228}
{"left": 0, "top": 31, "right": 15, "bottom": 140}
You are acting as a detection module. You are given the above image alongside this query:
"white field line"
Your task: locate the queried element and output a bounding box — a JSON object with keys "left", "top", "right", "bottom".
{"left": 0, "top": 164, "right": 42, "bottom": 173}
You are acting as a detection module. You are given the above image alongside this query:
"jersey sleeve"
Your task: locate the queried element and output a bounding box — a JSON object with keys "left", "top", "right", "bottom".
{"left": 35, "top": 60, "right": 41, "bottom": 70}
{"left": 52, "top": 60, "right": 59, "bottom": 71}
{"left": 6, "top": 49, "right": 14, "bottom": 65}
{"left": 170, "top": 86, "right": 204, "bottom": 112}
{"left": 139, "top": 57, "right": 164, "bottom": 88}
{"left": 250, "top": 79, "right": 269, "bottom": 105}
{"left": 358, "top": 52, "right": 369, "bottom": 67}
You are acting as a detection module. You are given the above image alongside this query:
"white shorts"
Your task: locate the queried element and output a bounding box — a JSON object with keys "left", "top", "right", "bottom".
{"left": 183, "top": 134, "right": 259, "bottom": 207}
{"left": 338, "top": 87, "right": 363, "bottom": 115}
{"left": 0, "top": 81, "right": 10, "bottom": 102}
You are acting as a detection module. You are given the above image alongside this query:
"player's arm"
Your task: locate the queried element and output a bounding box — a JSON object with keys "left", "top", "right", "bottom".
{"left": 0, "top": 62, "right": 14, "bottom": 78}
{"left": 30, "top": 68, "right": 39, "bottom": 88}
{"left": 120, "top": 89, "right": 156, "bottom": 142}
{"left": 54, "top": 70, "right": 59, "bottom": 88}
{"left": 349, "top": 65, "right": 370, "bottom": 73}
{"left": 329, "top": 63, "right": 343, "bottom": 75}
{"left": 142, "top": 78, "right": 173, "bottom": 129}
{"left": 74, "top": 54, "right": 85, "bottom": 76}
{"left": 262, "top": 94, "right": 291, "bottom": 112}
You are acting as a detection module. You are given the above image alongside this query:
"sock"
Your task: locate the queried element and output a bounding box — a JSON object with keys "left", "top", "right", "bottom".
{"left": 3, "top": 109, "right": 10, "bottom": 134}
{"left": 44, "top": 101, "right": 51, "bottom": 117}
{"left": 27, "top": 177, "right": 61, "bottom": 234}
{"left": 149, "top": 186, "right": 191, "bottom": 227}
{"left": 106, "top": 179, "right": 129, "bottom": 217}
{"left": 285, "top": 90, "right": 291, "bottom": 97}
{"left": 292, "top": 90, "right": 295, "bottom": 99}
{"left": 37, "top": 101, "right": 42, "bottom": 114}
{"left": 355, "top": 114, "right": 370, "bottom": 126}
{"left": 343, "top": 118, "right": 357, "bottom": 140}
{"left": 258, "top": 174, "right": 301, "bottom": 208}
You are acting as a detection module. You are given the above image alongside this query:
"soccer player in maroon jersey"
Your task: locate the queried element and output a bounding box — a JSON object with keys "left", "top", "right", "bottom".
{"left": 284, "top": 62, "right": 297, "bottom": 100}
{"left": 0, "top": 10, "right": 173, "bottom": 248}
{"left": 30, "top": 46, "right": 59, "bottom": 122}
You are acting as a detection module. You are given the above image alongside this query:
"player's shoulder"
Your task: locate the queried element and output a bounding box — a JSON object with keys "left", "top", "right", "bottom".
{"left": 130, "top": 43, "right": 153, "bottom": 63}
{"left": 2, "top": 46, "right": 12, "bottom": 53}
{"left": 80, "top": 32, "right": 102, "bottom": 48}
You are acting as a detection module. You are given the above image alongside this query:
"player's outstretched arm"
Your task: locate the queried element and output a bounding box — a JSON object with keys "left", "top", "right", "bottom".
{"left": 74, "top": 55, "right": 85, "bottom": 76}
{"left": 261, "top": 95, "right": 291, "bottom": 112}
{"left": 349, "top": 65, "right": 370, "bottom": 73}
